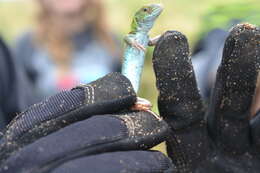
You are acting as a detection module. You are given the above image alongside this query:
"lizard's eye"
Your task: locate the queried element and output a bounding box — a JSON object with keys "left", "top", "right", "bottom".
{"left": 143, "top": 8, "right": 148, "bottom": 12}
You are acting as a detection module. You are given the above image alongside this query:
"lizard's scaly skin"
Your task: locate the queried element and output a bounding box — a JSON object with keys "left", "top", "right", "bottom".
{"left": 122, "top": 4, "right": 163, "bottom": 92}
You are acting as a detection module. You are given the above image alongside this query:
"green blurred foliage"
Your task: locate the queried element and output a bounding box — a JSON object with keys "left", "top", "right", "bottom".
{"left": 0, "top": 1, "right": 34, "bottom": 41}
{"left": 199, "top": 1, "right": 260, "bottom": 37}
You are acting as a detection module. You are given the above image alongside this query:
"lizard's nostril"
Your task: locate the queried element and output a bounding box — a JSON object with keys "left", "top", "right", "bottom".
{"left": 153, "top": 3, "right": 164, "bottom": 10}
{"left": 157, "top": 4, "right": 164, "bottom": 9}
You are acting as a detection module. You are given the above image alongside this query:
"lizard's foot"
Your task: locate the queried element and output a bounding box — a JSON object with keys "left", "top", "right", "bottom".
{"left": 132, "top": 41, "right": 146, "bottom": 52}
{"left": 131, "top": 97, "right": 162, "bottom": 120}
{"left": 131, "top": 97, "right": 152, "bottom": 111}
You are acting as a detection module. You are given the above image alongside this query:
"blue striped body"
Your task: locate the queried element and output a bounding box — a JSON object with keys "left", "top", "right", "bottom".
{"left": 121, "top": 4, "right": 163, "bottom": 93}
{"left": 122, "top": 32, "right": 149, "bottom": 93}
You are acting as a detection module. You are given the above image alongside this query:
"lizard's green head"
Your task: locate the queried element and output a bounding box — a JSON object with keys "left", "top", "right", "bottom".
{"left": 132, "top": 4, "right": 163, "bottom": 32}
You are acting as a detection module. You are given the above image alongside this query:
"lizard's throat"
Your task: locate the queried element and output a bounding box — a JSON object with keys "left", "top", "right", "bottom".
{"left": 136, "top": 22, "right": 154, "bottom": 33}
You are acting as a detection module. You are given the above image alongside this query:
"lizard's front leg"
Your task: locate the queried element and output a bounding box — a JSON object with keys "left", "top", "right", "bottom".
{"left": 148, "top": 35, "right": 162, "bottom": 46}
{"left": 124, "top": 35, "right": 146, "bottom": 51}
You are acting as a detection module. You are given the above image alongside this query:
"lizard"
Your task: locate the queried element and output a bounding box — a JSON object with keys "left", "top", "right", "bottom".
{"left": 121, "top": 4, "right": 163, "bottom": 112}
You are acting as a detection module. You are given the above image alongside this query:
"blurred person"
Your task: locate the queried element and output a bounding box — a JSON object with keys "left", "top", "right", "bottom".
{"left": 192, "top": 28, "right": 228, "bottom": 100}
{"left": 14, "top": 0, "right": 122, "bottom": 99}
{"left": 0, "top": 37, "right": 36, "bottom": 130}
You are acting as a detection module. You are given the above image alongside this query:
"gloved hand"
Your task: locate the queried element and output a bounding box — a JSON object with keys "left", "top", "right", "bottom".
{"left": 153, "top": 24, "right": 260, "bottom": 173}
{"left": 0, "top": 73, "right": 175, "bottom": 173}
{"left": 0, "top": 23, "right": 259, "bottom": 173}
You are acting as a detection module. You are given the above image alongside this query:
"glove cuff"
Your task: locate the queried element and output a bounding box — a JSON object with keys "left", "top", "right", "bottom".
{"left": 73, "top": 72, "right": 136, "bottom": 105}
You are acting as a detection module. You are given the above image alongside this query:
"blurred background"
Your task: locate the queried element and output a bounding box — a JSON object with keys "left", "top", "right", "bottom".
{"left": 0, "top": 0, "right": 259, "bottom": 153}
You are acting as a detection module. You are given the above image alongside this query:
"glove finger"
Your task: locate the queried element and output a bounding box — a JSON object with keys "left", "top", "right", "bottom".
{"left": 153, "top": 31, "right": 209, "bottom": 172}
{"left": 0, "top": 111, "right": 169, "bottom": 173}
{"left": 153, "top": 30, "right": 204, "bottom": 130}
{"left": 0, "top": 73, "right": 136, "bottom": 162}
{"left": 207, "top": 24, "right": 260, "bottom": 154}
{"left": 51, "top": 151, "right": 176, "bottom": 173}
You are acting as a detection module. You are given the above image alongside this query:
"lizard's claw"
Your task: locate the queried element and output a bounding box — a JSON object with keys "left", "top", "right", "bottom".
{"left": 132, "top": 41, "right": 146, "bottom": 52}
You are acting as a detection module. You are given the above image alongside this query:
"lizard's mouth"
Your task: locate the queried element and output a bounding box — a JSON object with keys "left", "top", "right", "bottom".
{"left": 150, "top": 4, "right": 164, "bottom": 18}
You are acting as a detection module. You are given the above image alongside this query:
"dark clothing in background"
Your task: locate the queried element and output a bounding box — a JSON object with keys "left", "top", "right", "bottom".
{"left": 192, "top": 29, "right": 229, "bottom": 100}
{"left": 0, "top": 37, "right": 36, "bottom": 130}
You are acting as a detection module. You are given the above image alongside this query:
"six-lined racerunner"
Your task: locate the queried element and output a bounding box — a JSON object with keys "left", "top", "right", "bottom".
{"left": 121, "top": 4, "right": 163, "bottom": 111}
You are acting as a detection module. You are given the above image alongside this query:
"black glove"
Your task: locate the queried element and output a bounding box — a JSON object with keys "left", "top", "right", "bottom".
{"left": 0, "top": 73, "right": 175, "bottom": 173}
{"left": 1, "top": 23, "right": 259, "bottom": 173}
{"left": 153, "top": 24, "right": 260, "bottom": 173}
